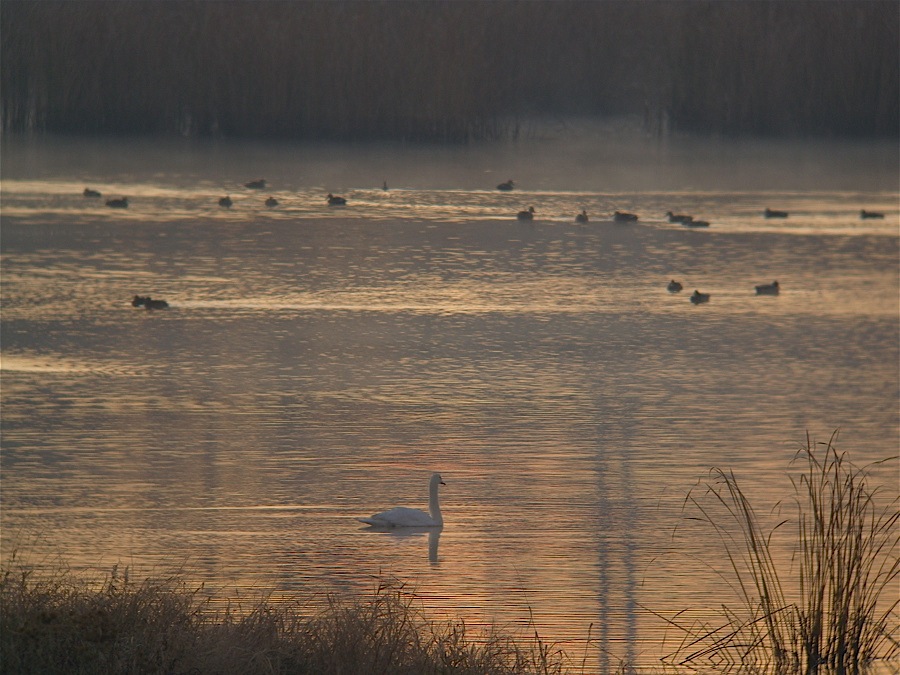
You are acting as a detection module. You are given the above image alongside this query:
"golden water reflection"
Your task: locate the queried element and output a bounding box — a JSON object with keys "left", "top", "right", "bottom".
{"left": 2, "top": 195, "right": 898, "bottom": 669}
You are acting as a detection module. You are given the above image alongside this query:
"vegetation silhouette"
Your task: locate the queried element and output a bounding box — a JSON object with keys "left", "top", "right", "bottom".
{"left": 2, "top": 1, "right": 897, "bottom": 141}
{"left": 667, "top": 433, "right": 899, "bottom": 672}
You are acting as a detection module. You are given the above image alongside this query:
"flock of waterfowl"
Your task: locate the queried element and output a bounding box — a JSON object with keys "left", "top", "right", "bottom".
{"left": 666, "top": 211, "right": 709, "bottom": 227}
{"left": 84, "top": 179, "right": 886, "bottom": 225}
{"left": 492, "top": 178, "right": 885, "bottom": 225}
{"left": 96, "top": 176, "right": 880, "bottom": 310}
{"left": 666, "top": 278, "right": 780, "bottom": 305}
{"left": 84, "top": 188, "right": 129, "bottom": 208}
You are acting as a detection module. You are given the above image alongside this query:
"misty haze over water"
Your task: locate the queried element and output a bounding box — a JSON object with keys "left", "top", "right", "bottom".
{"left": 3, "top": 126, "right": 897, "bottom": 195}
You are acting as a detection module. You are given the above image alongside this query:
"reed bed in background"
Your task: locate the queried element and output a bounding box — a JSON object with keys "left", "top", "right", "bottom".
{"left": 2, "top": 1, "right": 897, "bottom": 140}
{"left": 0, "top": 559, "right": 575, "bottom": 675}
{"left": 668, "top": 433, "right": 899, "bottom": 673}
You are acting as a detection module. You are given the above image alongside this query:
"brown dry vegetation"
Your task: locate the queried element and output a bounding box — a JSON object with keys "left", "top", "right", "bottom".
{"left": 0, "top": 567, "right": 578, "bottom": 675}
{"left": 668, "top": 434, "right": 899, "bottom": 673}
{"left": 1, "top": 1, "right": 897, "bottom": 141}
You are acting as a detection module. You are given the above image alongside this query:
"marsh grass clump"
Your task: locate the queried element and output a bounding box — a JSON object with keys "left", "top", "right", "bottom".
{"left": 293, "top": 578, "right": 573, "bottom": 675}
{"left": 1, "top": 559, "right": 573, "bottom": 675}
{"left": 0, "top": 559, "right": 207, "bottom": 674}
{"left": 668, "top": 433, "right": 899, "bottom": 673}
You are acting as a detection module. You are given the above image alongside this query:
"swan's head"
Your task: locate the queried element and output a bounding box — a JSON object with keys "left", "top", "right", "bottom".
{"left": 431, "top": 473, "right": 445, "bottom": 487}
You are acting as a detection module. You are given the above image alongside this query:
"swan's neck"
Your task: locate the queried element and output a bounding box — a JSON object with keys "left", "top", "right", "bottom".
{"left": 428, "top": 480, "right": 443, "bottom": 526}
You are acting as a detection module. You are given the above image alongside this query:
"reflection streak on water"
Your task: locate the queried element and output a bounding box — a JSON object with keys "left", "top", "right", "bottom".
{"left": 2, "top": 166, "right": 899, "bottom": 669}
{"left": 1, "top": 177, "right": 898, "bottom": 235}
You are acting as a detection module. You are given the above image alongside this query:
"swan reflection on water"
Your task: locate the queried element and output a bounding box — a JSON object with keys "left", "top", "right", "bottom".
{"left": 359, "top": 525, "right": 442, "bottom": 564}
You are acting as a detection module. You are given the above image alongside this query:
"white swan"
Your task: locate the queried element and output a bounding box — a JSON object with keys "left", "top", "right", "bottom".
{"left": 358, "top": 473, "right": 445, "bottom": 527}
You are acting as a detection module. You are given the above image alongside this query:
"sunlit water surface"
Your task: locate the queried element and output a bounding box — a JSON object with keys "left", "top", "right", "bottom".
{"left": 2, "top": 136, "right": 898, "bottom": 671}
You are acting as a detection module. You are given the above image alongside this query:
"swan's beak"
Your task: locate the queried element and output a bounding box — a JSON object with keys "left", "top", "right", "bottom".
{"left": 440, "top": 480, "right": 446, "bottom": 485}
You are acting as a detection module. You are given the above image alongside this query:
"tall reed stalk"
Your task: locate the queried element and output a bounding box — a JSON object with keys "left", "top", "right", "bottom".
{"left": 670, "top": 433, "right": 899, "bottom": 673}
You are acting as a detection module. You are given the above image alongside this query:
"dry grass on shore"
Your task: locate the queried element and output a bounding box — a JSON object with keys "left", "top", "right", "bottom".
{"left": 0, "top": 562, "right": 578, "bottom": 675}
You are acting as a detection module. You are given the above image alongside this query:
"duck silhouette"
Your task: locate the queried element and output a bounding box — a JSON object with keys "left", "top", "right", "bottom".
{"left": 132, "top": 295, "right": 169, "bottom": 309}
{"left": 690, "top": 290, "right": 711, "bottom": 304}
{"left": 755, "top": 280, "right": 780, "bottom": 295}
{"left": 666, "top": 211, "right": 692, "bottom": 224}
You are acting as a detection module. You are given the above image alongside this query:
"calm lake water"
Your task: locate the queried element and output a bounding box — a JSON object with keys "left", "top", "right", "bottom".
{"left": 2, "top": 135, "right": 898, "bottom": 671}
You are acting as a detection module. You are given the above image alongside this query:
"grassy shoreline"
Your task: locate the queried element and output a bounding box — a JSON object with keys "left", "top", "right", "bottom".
{"left": 0, "top": 563, "right": 581, "bottom": 675}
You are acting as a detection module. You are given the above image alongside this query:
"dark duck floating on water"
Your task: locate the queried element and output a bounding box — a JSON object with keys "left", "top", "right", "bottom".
{"left": 684, "top": 219, "right": 710, "bottom": 227}
{"left": 327, "top": 193, "right": 347, "bottom": 206}
{"left": 105, "top": 197, "right": 128, "bottom": 208}
{"left": 517, "top": 206, "right": 535, "bottom": 220}
{"left": 496, "top": 180, "right": 515, "bottom": 191}
{"left": 755, "top": 280, "right": 780, "bottom": 295}
{"left": 614, "top": 211, "right": 638, "bottom": 222}
{"left": 667, "top": 280, "right": 683, "bottom": 293}
{"left": 764, "top": 208, "right": 788, "bottom": 218}
{"left": 132, "top": 295, "right": 169, "bottom": 309}
{"left": 666, "top": 211, "right": 692, "bottom": 224}
{"left": 219, "top": 196, "right": 233, "bottom": 207}
{"left": 576, "top": 210, "right": 589, "bottom": 223}
{"left": 244, "top": 179, "right": 266, "bottom": 190}
{"left": 83, "top": 188, "right": 101, "bottom": 198}
{"left": 690, "top": 290, "right": 711, "bottom": 304}
{"left": 860, "top": 209, "right": 884, "bottom": 219}
{"left": 265, "top": 196, "right": 279, "bottom": 207}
